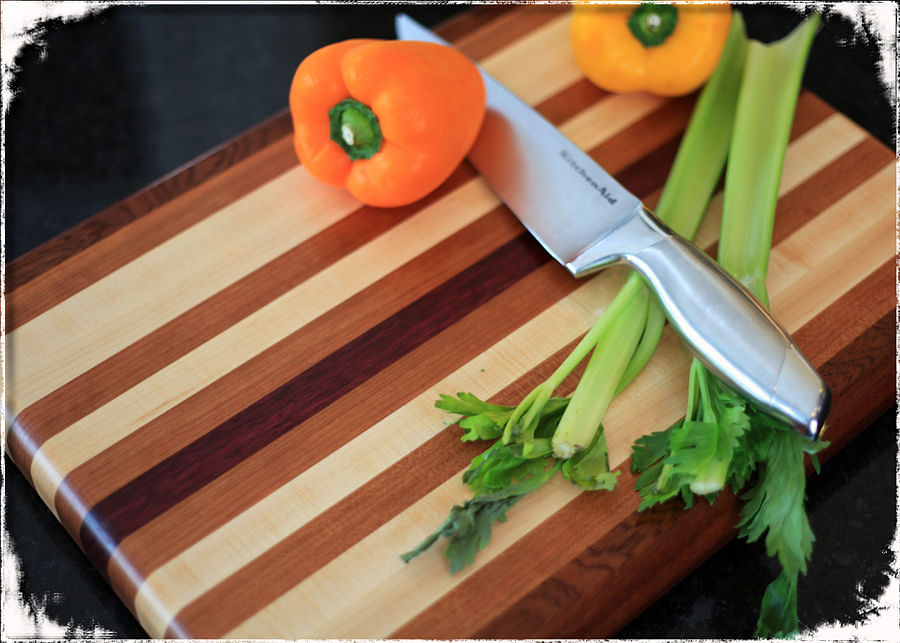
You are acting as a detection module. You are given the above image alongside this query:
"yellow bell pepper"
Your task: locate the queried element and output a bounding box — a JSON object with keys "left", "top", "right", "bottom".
{"left": 571, "top": 2, "right": 732, "bottom": 97}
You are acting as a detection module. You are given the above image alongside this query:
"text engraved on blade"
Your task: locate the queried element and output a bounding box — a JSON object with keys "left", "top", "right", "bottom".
{"left": 559, "top": 149, "right": 618, "bottom": 206}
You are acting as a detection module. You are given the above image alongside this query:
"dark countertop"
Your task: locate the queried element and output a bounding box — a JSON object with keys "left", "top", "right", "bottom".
{"left": 4, "top": 3, "right": 896, "bottom": 639}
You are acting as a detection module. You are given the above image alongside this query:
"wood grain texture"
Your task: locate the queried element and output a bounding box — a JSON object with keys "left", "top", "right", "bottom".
{"left": 4, "top": 7, "right": 895, "bottom": 640}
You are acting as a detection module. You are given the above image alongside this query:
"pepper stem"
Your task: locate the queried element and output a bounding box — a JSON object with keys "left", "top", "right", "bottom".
{"left": 627, "top": 3, "right": 678, "bottom": 48}
{"left": 329, "top": 98, "right": 382, "bottom": 161}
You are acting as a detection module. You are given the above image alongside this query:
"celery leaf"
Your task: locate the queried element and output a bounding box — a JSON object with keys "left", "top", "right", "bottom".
{"left": 401, "top": 446, "right": 559, "bottom": 573}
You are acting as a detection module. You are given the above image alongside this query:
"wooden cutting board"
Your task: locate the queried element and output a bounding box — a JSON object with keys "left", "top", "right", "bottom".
{"left": 5, "top": 6, "right": 895, "bottom": 638}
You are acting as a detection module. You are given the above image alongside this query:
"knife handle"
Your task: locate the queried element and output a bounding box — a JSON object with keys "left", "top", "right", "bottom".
{"left": 572, "top": 207, "right": 829, "bottom": 439}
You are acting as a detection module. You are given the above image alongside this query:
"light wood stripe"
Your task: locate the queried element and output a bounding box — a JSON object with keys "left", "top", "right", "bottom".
{"left": 559, "top": 91, "right": 665, "bottom": 144}
{"left": 768, "top": 164, "right": 896, "bottom": 325}
{"left": 225, "top": 160, "right": 896, "bottom": 637}
{"left": 139, "top": 114, "right": 881, "bottom": 636}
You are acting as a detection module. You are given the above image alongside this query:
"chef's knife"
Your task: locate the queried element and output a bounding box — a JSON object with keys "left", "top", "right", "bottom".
{"left": 395, "top": 13, "right": 828, "bottom": 439}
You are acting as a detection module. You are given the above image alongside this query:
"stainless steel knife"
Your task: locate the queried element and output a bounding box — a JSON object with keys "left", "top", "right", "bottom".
{"left": 395, "top": 13, "right": 829, "bottom": 439}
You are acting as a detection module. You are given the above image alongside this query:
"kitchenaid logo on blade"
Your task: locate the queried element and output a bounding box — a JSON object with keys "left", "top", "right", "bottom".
{"left": 560, "top": 149, "right": 617, "bottom": 206}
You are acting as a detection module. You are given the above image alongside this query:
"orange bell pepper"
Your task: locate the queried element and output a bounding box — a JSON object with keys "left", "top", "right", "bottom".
{"left": 289, "top": 39, "right": 486, "bottom": 208}
{"left": 571, "top": 2, "right": 732, "bottom": 97}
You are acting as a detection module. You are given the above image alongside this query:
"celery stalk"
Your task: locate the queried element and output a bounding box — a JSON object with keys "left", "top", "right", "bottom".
{"left": 501, "top": 274, "right": 645, "bottom": 447}
{"left": 552, "top": 284, "right": 649, "bottom": 458}
{"left": 719, "top": 13, "right": 820, "bottom": 304}
{"left": 655, "top": 11, "right": 750, "bottom": 240}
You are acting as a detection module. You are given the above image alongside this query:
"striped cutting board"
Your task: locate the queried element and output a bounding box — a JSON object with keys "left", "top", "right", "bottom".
{"left": 5, "top": 6, "right": 895, "bottom": 638}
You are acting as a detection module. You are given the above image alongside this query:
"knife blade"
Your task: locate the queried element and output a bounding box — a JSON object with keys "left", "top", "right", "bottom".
{"left": 395, "top": 13, "right": 829, "bottom": 439}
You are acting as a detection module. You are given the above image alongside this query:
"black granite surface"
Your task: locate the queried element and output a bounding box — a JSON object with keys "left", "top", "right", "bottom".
{"left": 3, "top": 3, "right": 897, "bottom": 639}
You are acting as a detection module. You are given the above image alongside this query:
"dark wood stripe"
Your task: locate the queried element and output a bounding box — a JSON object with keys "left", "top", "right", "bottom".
{"left": 804, "top": 312, "right": 896, "bottom": 456}
{"left": 80, "top": 232, "right": 550, "bottom": 574}
{"left": 394, "top": 267, "right": 896, "bottom": 639}
{"left": 592, "top": 94, "right": 694, "bottom": 182}
{"left": 432, "top": 5, "right": 517, "bottom": 45}
{"left": 172, "top": 108, "right": 891, "bottom": 635}
{"left": 536, "top": 79, "right": 609, "bottom": 126}
{"left": 792, "top": 90, "right": 844, "bottom": 134}
{"left": 5, "top": 111, "right": 293, "bottom": 296}
{"left": 791, "top": 258, "right": 896, "bottom": 367}
{"left": 6, "top": 163, "right": 475, "bottom": 485}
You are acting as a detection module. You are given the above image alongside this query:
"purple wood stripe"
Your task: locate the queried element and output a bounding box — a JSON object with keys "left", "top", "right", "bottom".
{"left": 79, "top": 232, "right": 549, "bottom": 575}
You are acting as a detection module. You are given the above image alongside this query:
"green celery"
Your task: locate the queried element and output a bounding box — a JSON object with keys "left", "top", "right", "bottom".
{"left": 654, "top": 11, "right": 751, "bottom": 241}
{"left": 551, "top": 281, "right": 649, "bottom": 457}
{"left": 719, "top": 12, "right": 820, "bottom": 304}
